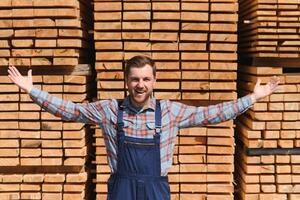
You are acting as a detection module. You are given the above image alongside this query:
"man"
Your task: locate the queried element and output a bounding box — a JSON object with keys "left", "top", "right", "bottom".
{"left": 8, "top": 55, "right": 279, "bottom": 200}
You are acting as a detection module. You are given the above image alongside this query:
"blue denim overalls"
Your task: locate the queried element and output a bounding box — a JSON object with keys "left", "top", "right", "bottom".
{"left": 107, "top": 101, "right": 171, "bottom": 200}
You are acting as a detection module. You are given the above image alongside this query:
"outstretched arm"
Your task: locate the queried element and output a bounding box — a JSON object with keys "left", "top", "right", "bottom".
{"left": 7, "top": 66, "right": 110, "bottom": 125}
{"left": 173, "top": 76, "right": 280, "bottom": 128}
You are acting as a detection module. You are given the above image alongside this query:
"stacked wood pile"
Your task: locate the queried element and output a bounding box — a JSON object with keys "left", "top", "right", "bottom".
{"left": 93, "top": 0, "right": 239, "bottom": 199}
{"left": 0, "top": 0, "right": 94, "bottom": 199}
{"left": 235, "top": 66, "right": 300, "bottom": 200}
{"left": 239, "top": 0, "right": 300, "bottom": 58}
{"left": 178, "top": 123, "right": 235, "bottom": 200}
{"left": 236, "top": 0, "right": 300, "bottom": 199}
{"left": 0, "top": 73, "right": 94, "bottom": 199}
{"left": 0, "top": 74, "right": 92, "bottom": 166}
{"left": 0, "top": 172, "right": 88, "bottom": 200}
{"left": 0, "top": 0, "right": 92, "bottom": 67}
{"left": 1, "top": 0, "right": 298, "bottom": 199}
{"left": 94, "top": 0, "right": 238, "bottom": 101}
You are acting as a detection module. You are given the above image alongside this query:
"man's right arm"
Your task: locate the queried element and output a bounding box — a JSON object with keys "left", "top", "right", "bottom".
{"left": 29, "top": 87, "right": 110, "bottom": 125}
{"left": 8, "top": 66, "right": 110, "bottom": 125}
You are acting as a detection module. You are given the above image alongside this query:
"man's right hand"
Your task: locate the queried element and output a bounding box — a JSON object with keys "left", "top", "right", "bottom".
{"left": 7, "top": 66, "right": 33, "bottom": 93}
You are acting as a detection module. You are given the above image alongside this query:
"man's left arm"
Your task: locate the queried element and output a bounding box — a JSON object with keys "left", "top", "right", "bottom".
{"left": 175, "top": 76, "right": 280, "bottom": 128}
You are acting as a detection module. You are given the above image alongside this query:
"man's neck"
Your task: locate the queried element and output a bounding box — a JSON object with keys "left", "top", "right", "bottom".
{"left": 129, "top": 97, "right": 151, "bottom": 111}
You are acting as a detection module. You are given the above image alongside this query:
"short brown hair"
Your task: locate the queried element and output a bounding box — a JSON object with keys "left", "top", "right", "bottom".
{"left": 125, "top": 55, "right": 156, "bottom": 78}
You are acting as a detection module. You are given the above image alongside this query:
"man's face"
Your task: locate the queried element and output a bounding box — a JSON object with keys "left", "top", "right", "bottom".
{"left": 126, "top": 64, "right": 156, "bottom": 108}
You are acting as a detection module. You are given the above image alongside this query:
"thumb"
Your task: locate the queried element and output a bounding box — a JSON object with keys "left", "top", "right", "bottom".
{"left": 255, "top": 79, "right": 261, "bottom": 89}
{"left": 28, "top": 69, "right": 32, "bottom": 80}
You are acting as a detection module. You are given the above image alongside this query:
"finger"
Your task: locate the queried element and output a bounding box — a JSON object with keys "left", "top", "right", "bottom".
{"left": 8, "top": 67, "right": 17, "bottom": 78}
{"left": 8, "top": 65, "right": 16, "bottom": 77}
{"left": 7, "top": 74, "right": 17, "bottom": 83}
{"left": 255, "top": 79, "right": 261, "bottom": 88}
{"left": 270, "top": 78, "right": 277, "bottom": 85}
{"left": 270, "top": 81, "right": 279, "bottom": 91}
{"left": 271, "top": 85, "right": 279, "bottom": 93}
{"left": 7, "top": 66, "right": 14, "bottom": 77}
{"left": 270, "top": 78, "right": 280, "bottom": 87}
{"left": 10, "top": 66, "right": 20, "bottom": 77}
{"left": 271, "top": 76, "right": 280, "bottom": 84}
{"left": 28, "top": 69, "right": 32, "bottom": 80}
{"left": 13, "top": 66, "right": 22, "bottom": 77}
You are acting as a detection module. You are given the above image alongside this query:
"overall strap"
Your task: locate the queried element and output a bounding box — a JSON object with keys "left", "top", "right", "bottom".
{"left": 116, "top": 100, "right": 124, "bottom": 136}
{"left": 155, "top": 100, "right": 162, "bottom": 136}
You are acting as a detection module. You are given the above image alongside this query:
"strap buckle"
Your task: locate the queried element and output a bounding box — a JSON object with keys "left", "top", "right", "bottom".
{"left": 155, "top": 126, "right": 161, "bottom": 134}
{"left": 117, "top": 122, "right": 124, "bottom": 131}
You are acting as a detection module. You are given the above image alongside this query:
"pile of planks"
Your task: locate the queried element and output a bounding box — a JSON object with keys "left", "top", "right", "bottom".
{"left": 239, "top": 0, "right": 300, "bottom": 58}
{"left": 0, "top": 172, "right": 88, "bottom": 200}
{"left": 0, "top": 0, "right": 92, "bottom": 67}
{"left": 235, "top": 66, "right": 300, "bottom": 200}
{"left": 0, "top": 74, "right": 92, "bottom": 167}
{"left": 0, "top": 73, "right": 94, "bottom": 199}
{"left": 0, "top": 0, "right": 94, "bottom": 198}
{"left": 94, "top": 0, "right": 238, "bottom": 101}
{"left": 177, "top": 123, "right": 236, "bottom": 200}
{"left": 237, "top": 0, "right": 300, "bottom": 199}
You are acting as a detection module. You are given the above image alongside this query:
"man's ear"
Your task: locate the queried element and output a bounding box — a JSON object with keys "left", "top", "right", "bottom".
{"left": 124, "top": 77, "right": 128, "bottom": 88}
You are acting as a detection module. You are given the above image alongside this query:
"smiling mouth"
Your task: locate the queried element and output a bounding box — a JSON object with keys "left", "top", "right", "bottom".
{"left": 135, "top": 90, "right": 145, "bottom": 94}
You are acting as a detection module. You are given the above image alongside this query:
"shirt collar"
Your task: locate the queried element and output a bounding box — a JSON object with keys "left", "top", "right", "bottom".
{"left": 120, "top": 96, "right": 156, "bottom": 112}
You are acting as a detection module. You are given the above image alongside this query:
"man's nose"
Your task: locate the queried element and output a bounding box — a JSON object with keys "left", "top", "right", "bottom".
{"left": 137, "top": 80, "right": 144, "bottom": 87}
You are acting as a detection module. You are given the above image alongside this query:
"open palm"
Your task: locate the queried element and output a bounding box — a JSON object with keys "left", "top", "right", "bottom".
{"left": 253, "top": 76, "right": 280, "bottom": 101}
{"left": 7, "top": 66, "right": 33, "bottom": 93}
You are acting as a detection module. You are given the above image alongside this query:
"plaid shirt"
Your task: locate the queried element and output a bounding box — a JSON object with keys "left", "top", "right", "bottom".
{"left": 30, "top": 87, "right": 253, "bottom": 176}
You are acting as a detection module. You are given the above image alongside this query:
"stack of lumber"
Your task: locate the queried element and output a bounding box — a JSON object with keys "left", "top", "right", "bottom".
{"left": 181, "top": 0, "right": 238, "bottom": 101}
{"left": 239, "top": 0, "right": 300, "bottom": 58}
{"left": 235, "top": 143, "right": 300, "bottom": 200}
{"left": 178, "top": 124, "right": 235, "bottom": 200}
{"left": 0, "top": 0, "right": 92, "bottom": 67}
{"left": 0, "top": 74, "right": 92, "bottom": 167}
{"left": 0, "top": 172, "right": 89, "bottom": 200}
{"left": 0, "top": 1, "right": 94, "bottom": 198}
{"left": 0, "top": 72, "right": 94, "bottom": 199}
{"left": 237, "top": 0, "right": 300, "bottom": 198}
{"left": 94, "top": 0, "right": 238, "bottom": 101}
{"left": 235, "top": 66, "right": 300, "bottom": 199}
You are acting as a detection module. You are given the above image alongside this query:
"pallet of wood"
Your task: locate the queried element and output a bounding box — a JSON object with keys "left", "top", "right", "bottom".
{"left": 0, "top": 172, "right": 90, "bottom": 200}
{"left": 94, "top": 0, "right": 239, "bottom": 101}
{"left": 235, "top": 142, "right": 300, "bottom": 200}
{"left": 238, "top": 0, "right": 300, "bottom": 58}
{"left": 0, "top": 73, "right": 92, "bottom": 167}
{"left": 0, "top": 0, "right": 92, "bottom": 67}
{"left": 178, "top": 121, "right": 235, "bottom": 200}
{"left": 0, "top": 71, "right": 94, "bottom": 199}
{"left": 237, "top": 66, "right": 300, "bottom": 148}
{"left": 235, "top": 65, "right": 300, "bottom": 199}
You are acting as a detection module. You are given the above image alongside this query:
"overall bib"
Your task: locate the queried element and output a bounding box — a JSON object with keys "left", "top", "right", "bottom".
{"left": 107, "top": 101, "right": 171, "bottom": 200}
